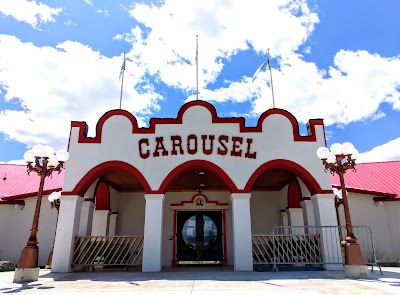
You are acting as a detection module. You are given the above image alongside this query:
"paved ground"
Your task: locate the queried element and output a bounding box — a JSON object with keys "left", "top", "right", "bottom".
{"left": 0, "top": 267, "right": 399, "bottom": 294}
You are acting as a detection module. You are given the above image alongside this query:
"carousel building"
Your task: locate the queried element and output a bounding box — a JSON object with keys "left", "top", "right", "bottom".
{"left": 1, "top": 100, "right": 399, "bottom": 273}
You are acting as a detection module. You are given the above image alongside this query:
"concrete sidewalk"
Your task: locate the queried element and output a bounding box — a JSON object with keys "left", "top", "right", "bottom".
{"left": 0, "top": 267, "right": 399, "bottom": 294}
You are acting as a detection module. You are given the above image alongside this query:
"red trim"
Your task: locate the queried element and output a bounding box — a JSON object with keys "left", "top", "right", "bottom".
{"left": 1, "top": 189, "right": 62, "bottom": 201}
{"left": 69, "top": 101, "right": 324, "bottom": 144}
{"left": 373, "top": 197, "right": 400, "bottom": 202}
{"left": 63, "top": 161, "right": 152, "bottom": 195}
{"left": 172, "top": 210, "right": 177, "bottom": 267}
{"left": 332, "top": 185, "right": 397, "bottom": 198}
{"left": 0, "top": 200, "right": 25, "bottom": 205}
{"left": 222, "top": 209, "right": 228, "bottom": 266}
{"left": 245, "top": 159, "right": 330, "bottom": 195}
{"left": 170, "top": 193, "right": 229, "bottom": 207}
{"left": 94, "top": 181, "right": 110, "bottom": 210}
{"left": 287, "top": 179, "right": 302, "bottom": 208}
{"left": 158, "top": 160, "right": 240, "bottom": 194}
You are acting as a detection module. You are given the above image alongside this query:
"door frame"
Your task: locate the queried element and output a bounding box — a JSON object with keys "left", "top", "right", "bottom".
{"left": 172, "top": 209, "right": 228, "bottom": 266}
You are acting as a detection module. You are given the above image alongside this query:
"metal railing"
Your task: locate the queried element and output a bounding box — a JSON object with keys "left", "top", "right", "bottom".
{"left": 252, "top": 225, "right": 380, "bottom": 272}
{"left": 72, "top": 236, "right": 143, "bottom": 269}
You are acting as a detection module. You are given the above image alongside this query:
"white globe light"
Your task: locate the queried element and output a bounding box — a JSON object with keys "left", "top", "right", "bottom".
{"left": 48, "top": 191, "right": 61, "bottom": 202}
{"left": 326, "top": 152, "right": 336, "bottom": 164}
{"left": 43, "top": 145, "right": 55, "bottom": 158}
{"left": 332, "top": 188, "right": 340, "bottom": 196}
{"left": 56, "top": 150, "right": 70, "bottom": 162}
{"left": 317, "top": 147, "right": 330, "bottom": 160}
{"left": 32, "top": 145, "right": 46, "bottom": 158}
{"left": 48, "top": 155, "right": 58, "bottom": 167}
{"left": 330, "top": 143, "right": 343, "bottom": 156}
{"left": 351, "top": 149, "right": 359, "bottom": 160}
{"left": 341, "top": 142, "right": 355, "bottom": 156}
{"left": 23, "top": 150, "right": 35, "bottom": 163}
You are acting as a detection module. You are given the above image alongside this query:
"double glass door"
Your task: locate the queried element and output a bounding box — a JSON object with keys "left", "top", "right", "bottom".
{"left": 176, "top": 211, "right": 223, "bottom": 264}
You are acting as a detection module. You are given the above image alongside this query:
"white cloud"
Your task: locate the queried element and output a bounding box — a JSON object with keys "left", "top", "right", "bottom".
{"left": 0, "top": 35, "right": 162, "bottom": 151}
{"left": 358, "top": 138, "right": 400, "bottom": 163}
{"left": 0, "top": 0, "right": 62, "bottom": 29}
{"left": 126, "top": 0, "right": 319, "bottom": 92}
{"left": 96, "top": 9, "right": 109, "bottom": 15}
{"left": 0, "top": 159, "right": 26, "bottom": 165}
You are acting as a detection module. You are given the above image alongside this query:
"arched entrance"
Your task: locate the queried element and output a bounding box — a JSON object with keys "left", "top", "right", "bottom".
{"left": 160, "top": 160, "right": 235, "bottom": 267}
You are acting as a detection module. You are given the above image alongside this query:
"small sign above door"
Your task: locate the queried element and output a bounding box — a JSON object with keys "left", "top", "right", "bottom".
{"left": 170, "top": 193, "right": 229, "bottom": 210}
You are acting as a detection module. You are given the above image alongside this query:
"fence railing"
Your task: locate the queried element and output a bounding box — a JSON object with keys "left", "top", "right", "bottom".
{"left": 252, "top": 225, "right": 380, "bottom": 272}
{"left": 72, "top": 236, "right": 143, "bottom": 269}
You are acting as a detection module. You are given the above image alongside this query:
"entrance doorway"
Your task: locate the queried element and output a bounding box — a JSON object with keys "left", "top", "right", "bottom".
{"left": 176, "top": 211, "right": 223, "bottom": 265}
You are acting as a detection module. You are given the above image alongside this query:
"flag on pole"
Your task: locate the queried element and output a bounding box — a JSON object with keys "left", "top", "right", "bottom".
{"left": 196, "top": 35, "right": 199, "bottom": 100}
{"left": 252, "top": 57, "right": 270, "bottom": 82}
{"left": 252, "top": 48, "right": 276, "bottom": 108}
{"left": 119, "top": 53, "right": 126, "bottom": 80}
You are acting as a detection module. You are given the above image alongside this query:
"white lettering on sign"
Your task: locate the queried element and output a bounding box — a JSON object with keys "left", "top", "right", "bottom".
{"left": 138, "top": 134, "right": 257, "bottom": 159}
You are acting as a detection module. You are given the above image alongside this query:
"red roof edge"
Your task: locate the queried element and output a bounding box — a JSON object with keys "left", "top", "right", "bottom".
{"left": 332, "top": 185, "right": 398, "bottom": 198}
{"left": 1, "top": 188, "right": 62, "bottom": 201}
{"left": 0, "top": 200, "right": 25, "bottom": 205}
{"left": 373, "top": 197, "right": 400, "bottom": 202}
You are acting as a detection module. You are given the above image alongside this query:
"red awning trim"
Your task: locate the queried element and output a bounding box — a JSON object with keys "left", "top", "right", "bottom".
{"left": 332, "top": 184, "right": 397, "bottom": 198}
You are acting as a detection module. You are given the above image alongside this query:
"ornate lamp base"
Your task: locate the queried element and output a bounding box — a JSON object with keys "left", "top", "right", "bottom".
{"left": 344, "top": 265, "right": 369, "bottom": 278}
{"left": 13, "top": 267, "right": 40, "bottom": 283}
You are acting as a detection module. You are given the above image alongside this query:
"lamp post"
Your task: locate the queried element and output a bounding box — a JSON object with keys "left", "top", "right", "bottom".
{"left": 45, "top": 191, "right": 61, "bottom": 269}
{"left": 13, "top": 145, "right": 69, "bottom": 283}
{"left": 317, "top": 142, "right": 367, "bottom": 278}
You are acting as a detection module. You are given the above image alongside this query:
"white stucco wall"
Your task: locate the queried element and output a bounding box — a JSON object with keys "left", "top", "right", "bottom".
{"left": 115, "top": 192, "right": 145, "bottom": 236}
{"left": 340, "top": 193, "right": 399, "bottom": 263}
{"left": 0, "top": 196, "right": 57, "bottom": 266}
{"left": 63, "top": 103, "right": 331, "bottom": 195}
{"left": 384, "top": 202, "right": 400, "bottom": 262}
{"left": 250, "top": 191, "right": 282, "bottom": 234}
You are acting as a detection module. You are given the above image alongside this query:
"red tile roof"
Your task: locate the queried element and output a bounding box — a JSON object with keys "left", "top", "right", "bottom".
{"left": 0, "top": 164, "right": 63, "bottom": 202}
{"left": 1, "top": 161, "right": 399, "bottom": 202}
{"left": 330, "top": 161, "right": 400, "bottom": 199}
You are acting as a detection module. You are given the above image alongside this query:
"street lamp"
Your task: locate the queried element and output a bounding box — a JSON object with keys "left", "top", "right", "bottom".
{"left": 13, "top": 145, "right": 69, "bottom": 283}
{"left": 317, "top": 142, "right": 367, "bottom": 277}
{"left": 46, "top": 191, "right": 61, "bottom": 269}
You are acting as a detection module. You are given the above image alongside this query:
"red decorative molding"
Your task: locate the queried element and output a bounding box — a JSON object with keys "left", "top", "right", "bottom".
{"left": 94, "top": 180, "right": 110, "bottom": 210}
{"left": 287, "top": 178, "right": 302, "bottom": 208}
{"left": 64, "top": 161, "right": 152, "bottom": 196}
{"left": 157, "top": 160, "right": 240, "bottom": 194}
{"left": 172, "top": 210, "right": 177, "bottom": 267}
{"left": 245, "top": 159, "right": 331, "bottom": 195}
{"left": 69, "top": 100, "right": 324, "bottom": 144}
{"left": 170, "top": 193, "right": 229, "bottom": 207}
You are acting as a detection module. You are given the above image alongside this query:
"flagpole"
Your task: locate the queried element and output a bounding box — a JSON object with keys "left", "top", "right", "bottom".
{"left": 267, "top": 48, "right": 275, "bottom": 108}
{"left": 196, "top": 35, "right": 199, "bottom": 100}
{"left": 119, "top": 52, "right": 126, "bottom": 109}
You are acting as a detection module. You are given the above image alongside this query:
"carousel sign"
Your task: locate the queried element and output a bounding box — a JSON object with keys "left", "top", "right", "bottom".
{"left": 138, "top": 134, "right": 257, "bottom": 160}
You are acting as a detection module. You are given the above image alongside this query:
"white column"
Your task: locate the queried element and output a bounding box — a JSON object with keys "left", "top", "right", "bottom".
{"left": 52, "top": 195, "right": 83, "bottom": 272}
{"left": 230, "top": 193, "right": 253, "bottom": 271}
{"left": 91, "top": 210, "right": 110, "bottom": 236}
{"left": 78, "top": 200, "right": 95, "bottom": 236}
{"left": 287, "top": 207, "right": 304, "bottom": 235}
{"left": 281, "top": 210, "right": 289, "bottom": 227}
{"left": 108, "top": 212, "right": 118, "bottom": 236}
{"left": 287, "top": 208, "right": 304, "bottom": 226}
{"left": 281, "top": 210, "right": 289, "bottom": 234}
{"left": 142, "top": 194, "right": 164, "bottom": 272}
{"left": 312, "top": 194, "right": 343, "bottom": 270}
{"left": 301, "top": 199, "right": 315, "bottom": 226}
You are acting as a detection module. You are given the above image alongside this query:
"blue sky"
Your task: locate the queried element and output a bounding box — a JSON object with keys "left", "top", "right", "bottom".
{"left": 0, "top": 0, "right": 399, "bottom": 163}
